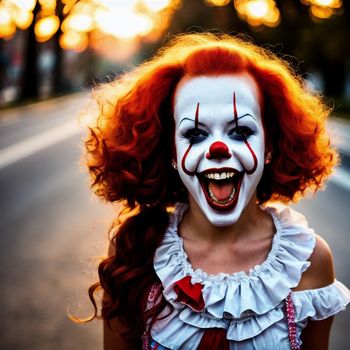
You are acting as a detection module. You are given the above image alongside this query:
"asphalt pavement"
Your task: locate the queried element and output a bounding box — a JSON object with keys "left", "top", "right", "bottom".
{"left": 0, "top": 94, "right": 349, "bottom": 350}
{"left": 0, "top": 94, "right": 115, "bottom": 350}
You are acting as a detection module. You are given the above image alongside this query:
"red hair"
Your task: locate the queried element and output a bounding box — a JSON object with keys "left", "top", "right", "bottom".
{"left": 82, "top": 33, "right": 338, "bottom": 339}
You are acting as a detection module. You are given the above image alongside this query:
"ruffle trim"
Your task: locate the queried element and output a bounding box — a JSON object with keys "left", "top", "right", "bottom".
{"left": 178, "top": 306, "right": 285, "bottom": 341}
{"left": 293, "top": 280, "right": 350, "bottom": 322}
{"left": 154, "top": 202, "right": 316, "bottom": 320}
{"left": 150, "top": 301, "right": 286, "bottom": 344}
{"left": 150, "top": 281, "right": 350, "bottom": 346}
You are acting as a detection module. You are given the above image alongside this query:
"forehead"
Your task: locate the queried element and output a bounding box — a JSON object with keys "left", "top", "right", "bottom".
{"left": 173, "top": 73, "right": 261, "bottom": 121}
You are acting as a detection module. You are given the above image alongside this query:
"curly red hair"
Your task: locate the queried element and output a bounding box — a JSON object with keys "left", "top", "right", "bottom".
{"left": 83, "top": 33, "right": 338, "bottom": 339}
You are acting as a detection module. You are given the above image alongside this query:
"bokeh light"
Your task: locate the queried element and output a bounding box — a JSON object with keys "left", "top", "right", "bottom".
{"left": 94, "top": 6, "right": 153, "bottom": 39}
{"left": 310, "top": 5, "right": 333, "bottom": 18}
{"left": 0, "top": 0, "right": 344, "bottom": 57}
{"left": 38, "top": 0, "right": 57, "bottom": 11}
{"left": 308, "top": 0, "right": 342, "bottom": 7}
{"left": 59, "top": 30, "right": 89, "bottom": 51}
{"left": 302, "top": 0, "right": 343, "bottom": 19}
{"left": 11, "top": 0, "right": 36, "bottom": 12}
{"left": 35, "top": 14, "right": 60, "bottom": 42}
{"left": 234, "top": 0, "right": 280, "bottom": 27}
{"left": 0, "top": 6, "right": 16, "bottom": 39}
{"left": 13, "top": 9, "right": 34, "bottom": 30}
{"left": 246, "top": 0, "right": 269, "bottom": 18}
{"left": 204, "top": 0, "right": 231, "bottom": 6}
{"left": 61, "top": 13, "right": 94, "bottom": 33}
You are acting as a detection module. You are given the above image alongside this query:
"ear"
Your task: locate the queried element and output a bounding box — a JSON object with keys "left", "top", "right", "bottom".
{"left": 264, "top": 151, "right": 272, "bottom": 165}
{"left": 264, "top": 137, "right": 273, "bottom": 165}
{"left": 171, "top": 159, "right": 178, "bottom": 170}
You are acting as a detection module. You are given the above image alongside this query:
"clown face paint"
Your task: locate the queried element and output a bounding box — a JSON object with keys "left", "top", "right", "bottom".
{"left": 173, "top": 73, "right": 265, "bottom": 226}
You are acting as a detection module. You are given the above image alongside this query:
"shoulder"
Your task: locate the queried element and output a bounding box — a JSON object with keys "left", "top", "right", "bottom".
{"left": 294, "top": 234, "right": 335, "bottom": 291}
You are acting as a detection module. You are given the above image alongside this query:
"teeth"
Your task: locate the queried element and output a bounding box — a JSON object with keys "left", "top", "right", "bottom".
{"left": 204, "top": 172, "right": 235, "bottom": 180}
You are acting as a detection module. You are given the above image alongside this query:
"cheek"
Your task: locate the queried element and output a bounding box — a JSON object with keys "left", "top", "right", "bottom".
{"left": 231, "top": 136, "right": 265, "bottom": 169}
{"left": 176, "top": 139, "right": 207, "bottom": 173}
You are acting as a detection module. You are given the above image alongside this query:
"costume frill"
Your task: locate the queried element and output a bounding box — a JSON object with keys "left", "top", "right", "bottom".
{"left": 146, "top": 203, "right": 350, "bottom": 350}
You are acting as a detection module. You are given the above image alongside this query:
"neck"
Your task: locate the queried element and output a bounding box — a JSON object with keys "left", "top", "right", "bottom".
{"left": 180, "top": 195, "right": 270, "bottom": 244}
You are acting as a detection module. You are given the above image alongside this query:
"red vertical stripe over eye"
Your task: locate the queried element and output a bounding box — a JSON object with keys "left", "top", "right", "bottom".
{"left": 232, "top": 92, "right": 257, "bottom": 174}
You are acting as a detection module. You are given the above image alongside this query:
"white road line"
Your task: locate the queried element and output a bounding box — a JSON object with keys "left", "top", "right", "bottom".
{"left": 330, "top": 167, "right": 350, "bottom": 192}
{"left": 0, "top": 121, "right": 80, "bottom": 169}
{"left": 0, "top": 93, "right": 87, "bottom": 127}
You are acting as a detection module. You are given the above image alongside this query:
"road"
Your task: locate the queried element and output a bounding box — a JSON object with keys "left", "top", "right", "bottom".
{"left": 0, "top": 94, "right": 115, "bottom": 350}
{"left": 0, "top": 94, "right": 349, "bottom": 350}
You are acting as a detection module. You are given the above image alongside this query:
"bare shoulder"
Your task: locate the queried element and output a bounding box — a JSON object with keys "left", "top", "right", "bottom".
{"left": 298, "top": 236, "right": 335, "bottom": 349}
{"left": 294, "top": 234, "right": 335, "bottom": 291}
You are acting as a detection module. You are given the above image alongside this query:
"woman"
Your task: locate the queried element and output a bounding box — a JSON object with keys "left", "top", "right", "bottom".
{"left": 84, "top": 33, "right": 350, "bottom": 349}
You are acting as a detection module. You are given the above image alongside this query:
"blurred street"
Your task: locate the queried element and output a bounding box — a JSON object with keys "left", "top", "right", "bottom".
{"left": 0, "top": 93, "right": 349, "bottom": 349}
{"left": 0, "top": 94, "right": 115, "bottom": 350}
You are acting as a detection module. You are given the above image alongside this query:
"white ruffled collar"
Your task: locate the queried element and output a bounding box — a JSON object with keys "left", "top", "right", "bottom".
{"left": 154, "top": 202, "right": 316, "bottom": 318}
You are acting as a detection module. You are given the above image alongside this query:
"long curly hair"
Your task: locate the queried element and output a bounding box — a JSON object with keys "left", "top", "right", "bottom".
{"left": 83, "top": 33, "right": 338, "bottom": 340}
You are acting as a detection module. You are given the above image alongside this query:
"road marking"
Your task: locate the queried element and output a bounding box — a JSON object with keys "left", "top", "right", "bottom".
{"left": 330, "top": 167, "right": 350, "bottom": 192}
{"left": 0, "top": 93, "right": 87, "bottom": 127}
{"left": 0, "top": 121, "right": 80, "bottom": 169}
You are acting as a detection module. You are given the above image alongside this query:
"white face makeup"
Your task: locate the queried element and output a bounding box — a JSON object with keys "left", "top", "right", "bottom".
{"left": 173, "top": 73, "right": 265, "bottom": 227}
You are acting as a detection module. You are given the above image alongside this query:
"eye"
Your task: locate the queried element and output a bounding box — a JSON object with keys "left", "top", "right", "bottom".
{"left": 228, "top": 126, "right": 254, "bottom": 140}
{"left": 182, "top": 128, "right": 208, "bottom": 144}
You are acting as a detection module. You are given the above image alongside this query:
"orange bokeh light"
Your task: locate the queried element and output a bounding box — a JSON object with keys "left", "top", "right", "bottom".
{"left": 61, "top": 12, "right": 95, "bottom": 33}
{"left": 234, "top": 0, "right": 280, "bottom": 27}
{"left": 94, "top": 5, "right": 154, "bottom": 39}
{"left": 0, "top": 5, "right": 16, "bottom": 38}
{"left": 13, "top": 9, "right": 34, "bottom": 30}
{"left": 11, "top": 0, "right": 36, "bottom": 12}
{"left": 59, "top": 30, "right": 89, "bottom": 52}
{"left": 204, "top": 0, "right": 231, "bottom": 6}
{"left": 35, "top": 15, "right": 60, "bottom": 42}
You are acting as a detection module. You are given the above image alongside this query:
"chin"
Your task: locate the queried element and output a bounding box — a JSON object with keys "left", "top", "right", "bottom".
{"left": 201, "top": 201, "right": 244, "bottom": 227}
{"left": 207, "top": 216, "right": 240, "bottom": 227}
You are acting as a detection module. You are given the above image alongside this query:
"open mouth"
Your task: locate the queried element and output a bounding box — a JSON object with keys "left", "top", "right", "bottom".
{"left": 198, "top": 168, "right": 244, "bottom": 211}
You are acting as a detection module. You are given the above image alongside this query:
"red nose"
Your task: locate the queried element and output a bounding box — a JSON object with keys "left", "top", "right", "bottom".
{"left": 206, "top": 141, "right": 231, "bottom": 159}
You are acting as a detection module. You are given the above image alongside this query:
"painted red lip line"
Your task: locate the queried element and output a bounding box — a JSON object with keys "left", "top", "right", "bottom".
{"left": 198, "top": 169, "right": 244, "bottom": 212}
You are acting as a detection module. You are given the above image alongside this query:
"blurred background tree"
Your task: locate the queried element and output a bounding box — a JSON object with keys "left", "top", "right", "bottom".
{"left": 0, "top": 0, "right": 348, "bottom": 108}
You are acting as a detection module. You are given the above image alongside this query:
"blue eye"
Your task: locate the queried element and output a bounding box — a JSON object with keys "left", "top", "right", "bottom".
{"left": 228, "top": 126, "right": 254, "bottom": 140}
{"left": 183, "top": 128, "right": 208, "bottom": 144}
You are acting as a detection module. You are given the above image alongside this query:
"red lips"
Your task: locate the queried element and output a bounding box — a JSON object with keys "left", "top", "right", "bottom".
{"left": 198, "top": 168, "right": 244, "bottom": 211}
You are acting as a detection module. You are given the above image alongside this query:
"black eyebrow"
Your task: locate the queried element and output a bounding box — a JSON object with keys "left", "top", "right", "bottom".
{"left": 179, "top": 118, "right": 206, "bottom": 127}
{"left": 179, "top": 113, "right": 256, "bottom": 127}
{"left": 227, "top": 114, "right": 257, "bottom": 125}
